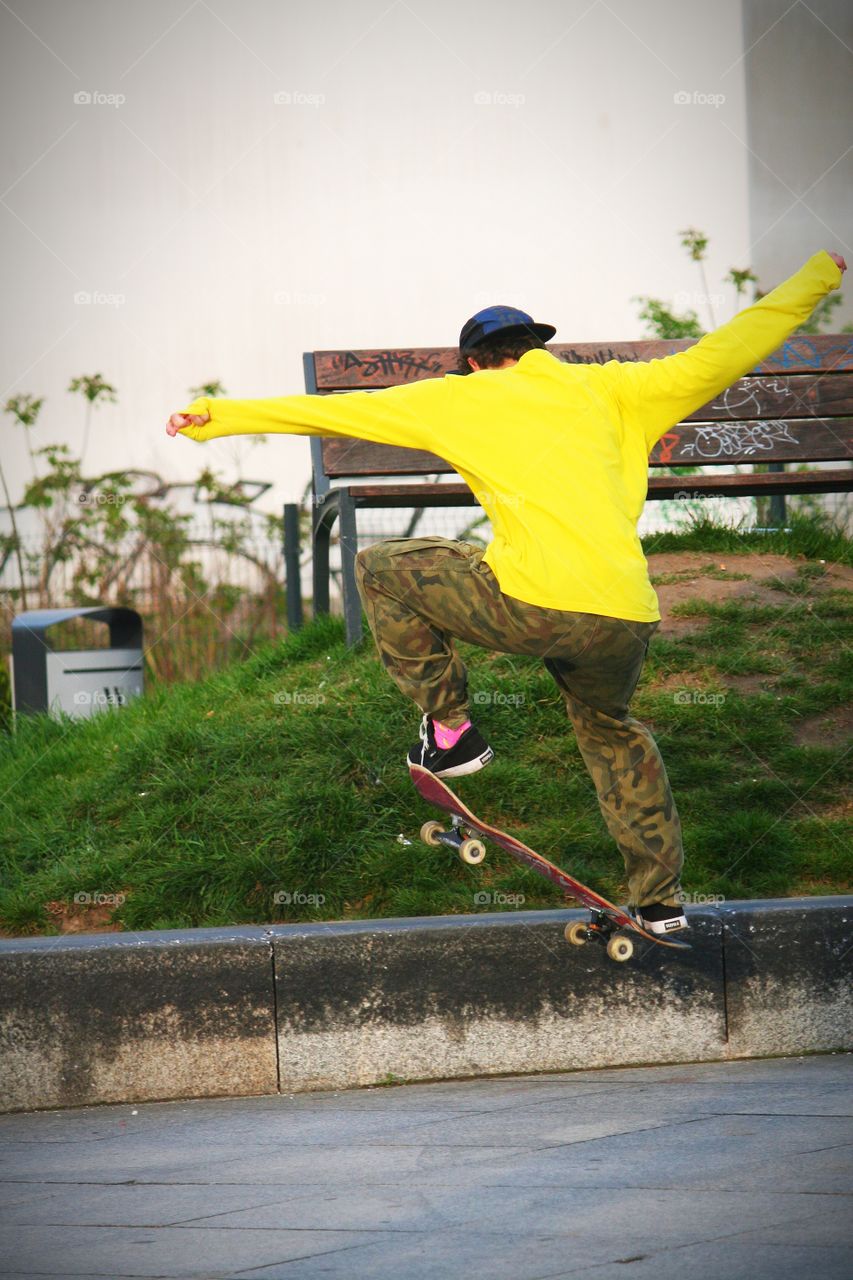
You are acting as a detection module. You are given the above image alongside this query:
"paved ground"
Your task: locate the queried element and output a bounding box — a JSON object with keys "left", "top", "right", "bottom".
{"left": 0, "top": 1054, "right": 850, "bottom": 1279}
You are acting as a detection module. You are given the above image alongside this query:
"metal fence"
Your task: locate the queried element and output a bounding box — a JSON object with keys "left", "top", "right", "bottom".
{"left": 0, "top": 523, "right": 288, "bottom": 686}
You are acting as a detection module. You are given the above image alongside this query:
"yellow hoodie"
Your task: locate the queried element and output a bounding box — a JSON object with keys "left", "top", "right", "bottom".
{"left": 178, "top": 250, "right": 841, "bottom": 621}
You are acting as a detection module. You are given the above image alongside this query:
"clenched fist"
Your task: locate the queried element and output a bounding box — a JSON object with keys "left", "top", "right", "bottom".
{"left": 167, "top": 412, "right": 210, "bottom": 437}
{"left": 827, "top": 251, "right": 847, "bottom": 273}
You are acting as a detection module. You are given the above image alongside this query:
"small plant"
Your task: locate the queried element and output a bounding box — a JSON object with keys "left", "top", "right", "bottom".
{"left": 634, "top": 297, "right": 702, "bottom": 340}
{"left": 68, "top": 373, "right": 117, "bottom": 472}
{"left": 634, "top": 228, "right": 846, "bottom": 340}
{"left": 1, "top": 375, "right": 288, "bottom": 684}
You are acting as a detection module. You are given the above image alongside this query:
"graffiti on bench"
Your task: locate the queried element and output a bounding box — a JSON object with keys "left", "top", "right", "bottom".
{"left": 558, "top": 346, "right": 640, "bottom": 365}
{"left": 771, "top": 336, "right": 853, "bottom": 371}
{"left": 679, "top": 419, "right": 801, "bottom": 460}
{"left": 331, "top": 350, "right": 445, "bottom": 380}
{"left": 718, "top": 377, "right": 793, "bottom": 416}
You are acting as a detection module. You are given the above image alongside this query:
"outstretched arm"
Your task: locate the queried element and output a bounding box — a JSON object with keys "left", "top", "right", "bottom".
{"left": 166, "top": 375, "right": 458, "bottom": 453}
{"left": 612, "top": 249, "right": 846, "bottom": 453}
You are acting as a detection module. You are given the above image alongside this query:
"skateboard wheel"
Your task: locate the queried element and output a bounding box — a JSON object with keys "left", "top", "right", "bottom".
{"left": 420, "top": 820, "right": 444, "bottom": 847}
{"left": 459, "top": 838, "right": 486, "bottom": 865}
{"left": 606, "top": 935, "right": 634, "bottom": 963}
{"left": 564, "top": 921, "right": 588, "bottom": 947}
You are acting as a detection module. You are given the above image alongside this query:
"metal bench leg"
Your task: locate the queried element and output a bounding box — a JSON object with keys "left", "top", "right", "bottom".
{"left": 768, "top": 465, "right": 787, "bottom": 527}
{"left": 338, "top": 491, "right": 363, "bottom": 646}
{"left": 312, "top": 493, "right": 338, "bottom": 618}
{"left": 283, "top": 503, "right": 303, "bottom": 632}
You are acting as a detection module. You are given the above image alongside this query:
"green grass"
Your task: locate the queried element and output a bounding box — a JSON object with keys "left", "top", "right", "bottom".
{"left": 640, "top": 508, "right": 853, "bottom": 565}
{"left": 1, "top": 519, "right": 851, "bottom": 936}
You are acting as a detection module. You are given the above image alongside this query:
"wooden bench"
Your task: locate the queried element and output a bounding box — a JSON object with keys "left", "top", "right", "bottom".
{"left": 302, "top": 335, "right": 853, "bottom": 644}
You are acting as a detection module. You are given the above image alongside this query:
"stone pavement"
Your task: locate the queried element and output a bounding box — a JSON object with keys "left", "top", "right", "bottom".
{"left": 0, "top": 1055, "right": 850, "bottom": 1279}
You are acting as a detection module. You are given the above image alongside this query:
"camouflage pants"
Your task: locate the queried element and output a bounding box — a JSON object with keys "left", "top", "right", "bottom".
{"left": 354, "top": 536, "right": 683, "bottom": 909}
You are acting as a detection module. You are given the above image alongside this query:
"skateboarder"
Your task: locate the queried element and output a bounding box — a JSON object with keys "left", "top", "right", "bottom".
{"left": 168, "top": 249, "right": 845, "bottom": 934}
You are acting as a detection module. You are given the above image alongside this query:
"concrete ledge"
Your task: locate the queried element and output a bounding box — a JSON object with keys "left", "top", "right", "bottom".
{"left": 272, "top": 909, "right": 724, "bottom": 1090}
{"left": 0, "top": 927, "right": 277, "bottom": 1112}
{"left": 722, "top": 898, "right": 853, "bottom": 1057}
{"left": 0, "top": 898, "right": 850, "bottom": 1112}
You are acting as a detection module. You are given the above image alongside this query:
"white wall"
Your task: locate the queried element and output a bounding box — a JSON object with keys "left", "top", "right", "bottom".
{"left": 0, "top": 0, "right": 798, "bottom": 519}
{"left": 743, "top": 0, "right": 853, "bottom": 314}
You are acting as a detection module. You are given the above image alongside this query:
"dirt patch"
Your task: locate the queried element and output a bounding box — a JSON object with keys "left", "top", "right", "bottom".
{"left": 0, "top": 900, "right": 126, "bottom": 939}
{"left": 718, "top": 673, "right": 774, "bottom": 695}
{"left": 648, "top": 552, "right": 853, "bottom": 635}
{"left": 792, "top": 704, "right": 853, "bottom": 749}
{"left": 652, "top": 671, "right": 720, "bottom": 693}
{"left": 656, "top": 615, "right": 709, "bottom": 638}
{"left": 806, "top": 797, "right": 853, "bottom": 822}
{"left": 43, "top": 899, "right": 125, "bottom": 935}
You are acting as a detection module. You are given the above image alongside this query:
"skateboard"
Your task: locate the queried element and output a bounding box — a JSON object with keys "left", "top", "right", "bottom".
{"left": 409, "top": 763, "right": 691, "bottom": 962}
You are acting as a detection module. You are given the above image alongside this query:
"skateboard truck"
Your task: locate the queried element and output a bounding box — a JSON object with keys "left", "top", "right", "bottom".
{"left": 564, "top": 910, "right": 635, "bottom": 963}
{"left": 420, "top": 815, "right": 487, "bottom": 866}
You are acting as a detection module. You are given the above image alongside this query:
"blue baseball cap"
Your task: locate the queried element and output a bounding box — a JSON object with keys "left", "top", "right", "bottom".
{"left": 459, "top": 304, "right": 556, "bottom": 351}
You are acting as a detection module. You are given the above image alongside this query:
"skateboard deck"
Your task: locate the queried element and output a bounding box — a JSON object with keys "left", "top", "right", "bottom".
{"left": 410, "top": 763, "right": 690, "bottom": 961}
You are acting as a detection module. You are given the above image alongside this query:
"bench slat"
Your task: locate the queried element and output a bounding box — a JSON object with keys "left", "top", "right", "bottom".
{"left": 317, "top": 371, "right": 853, "bottom": 424}
{"left": 340, "top": 483, "right": 476, "bottom": 507}
{"left": 319, "top": 415, "right": 852, "bottom": 479}
{"left": 337, "top": 468, "right": 853, "bottom": 507}
{"left": 646, "top": 468, "right": 853, "bottom": 498}
{"left": 321, "top": 438, "right": 451, "bottom": 477}
{"left": 679, "top": 373, "right": 853, "bottom": 421}
{"left": 312, "top": 334, "right": 853, "bottom": 389}
{"left": 650, "top": 416, "right": 851, "bottom": 466}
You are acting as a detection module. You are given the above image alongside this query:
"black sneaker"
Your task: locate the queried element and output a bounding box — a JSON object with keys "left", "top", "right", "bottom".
{"left": 635, "top": 901, "right": 689, "bottom": 935}
{"left": 406, "top": 714, "right": 494, "bottom": 778}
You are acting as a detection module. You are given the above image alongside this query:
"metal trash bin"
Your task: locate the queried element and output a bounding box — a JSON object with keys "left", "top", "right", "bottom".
{"left": 11, "top": 606, "right": 144, "bottom": 720}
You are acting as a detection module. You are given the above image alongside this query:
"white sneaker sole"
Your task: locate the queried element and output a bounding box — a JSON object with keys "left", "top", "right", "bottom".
{"left": 637, "top": 914, "right": 689, "bottom": 935}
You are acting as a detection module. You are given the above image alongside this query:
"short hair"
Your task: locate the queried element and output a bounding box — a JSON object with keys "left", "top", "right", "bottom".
{"left": 456, "top": 332, "right": 547, "bottom": 375}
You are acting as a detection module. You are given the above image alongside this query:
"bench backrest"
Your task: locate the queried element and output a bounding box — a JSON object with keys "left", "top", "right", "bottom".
{"left": 303, "top": 336, "right": 853, "bottom": 489}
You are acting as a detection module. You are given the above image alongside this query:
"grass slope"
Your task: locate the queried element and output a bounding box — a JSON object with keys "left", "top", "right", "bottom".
{"left": 1, "top": 517, "right": 851, "bottom": 935}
